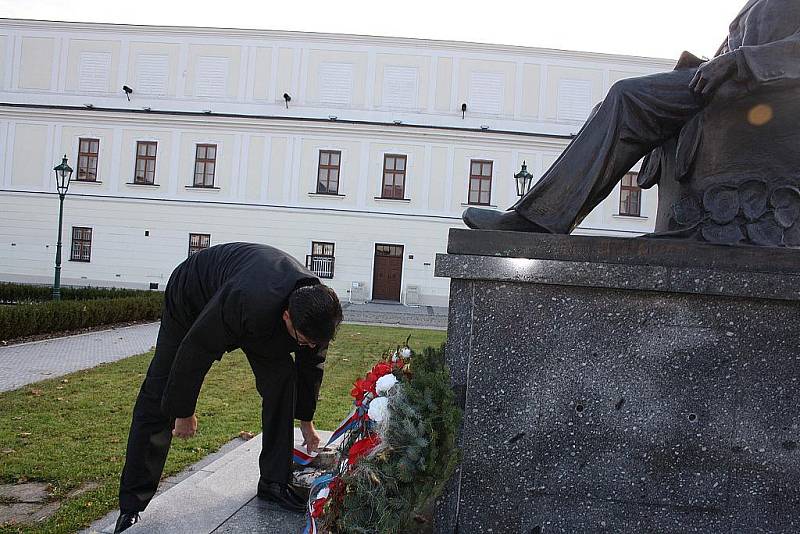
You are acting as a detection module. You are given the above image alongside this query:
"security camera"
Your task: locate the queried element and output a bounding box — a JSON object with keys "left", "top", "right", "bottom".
{"left": 283, "top": 93, "right": 292, "bottom": 109}
{"left": 122, "top": 85, "right": 133, "bottom": 101}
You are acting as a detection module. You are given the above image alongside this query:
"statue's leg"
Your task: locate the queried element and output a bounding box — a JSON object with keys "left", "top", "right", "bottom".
{"left": 511, "top": 68, "right": 704, "bottom": 233}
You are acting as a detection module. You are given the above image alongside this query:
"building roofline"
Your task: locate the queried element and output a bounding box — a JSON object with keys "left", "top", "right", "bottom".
{"left": 0, "top": 102, "right": 576, "bottom": 141}
{"left": 0, "top": 17, "right": 676, "bottom": 68}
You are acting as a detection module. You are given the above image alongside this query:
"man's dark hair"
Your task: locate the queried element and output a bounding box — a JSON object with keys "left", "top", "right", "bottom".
{"left": 288, "top": 284, "right": 343, "bottom": 345}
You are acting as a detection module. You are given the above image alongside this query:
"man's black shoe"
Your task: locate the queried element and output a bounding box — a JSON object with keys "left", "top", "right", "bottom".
{"left": 257, "top": 480, "right": 306, "bottom": 513}
{"left": 113, "top": 512, "right": 140, "bottom": 533}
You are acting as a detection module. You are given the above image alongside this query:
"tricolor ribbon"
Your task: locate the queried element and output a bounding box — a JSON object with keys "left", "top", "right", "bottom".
{"left": 302, "top": 473, "right": 334, "bottom": 534}
{"left": 292, "top": 407, "right": 362, "bottom": 465}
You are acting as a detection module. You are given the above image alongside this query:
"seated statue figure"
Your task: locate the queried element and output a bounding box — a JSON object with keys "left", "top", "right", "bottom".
{"left": 464, "top": 0, "right": 800, "bottom": 248}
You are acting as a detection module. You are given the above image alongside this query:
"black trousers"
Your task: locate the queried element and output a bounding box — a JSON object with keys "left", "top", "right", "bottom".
{"left": 511, "top": 68, "right": 705, "bottom": 233}
{"left": 118, "top": 313, "right": 297, "bottom": 513}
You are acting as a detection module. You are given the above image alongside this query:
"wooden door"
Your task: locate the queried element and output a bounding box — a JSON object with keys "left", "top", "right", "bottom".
{"left": 372, "top": 244, "right": 404, "bottom": 302}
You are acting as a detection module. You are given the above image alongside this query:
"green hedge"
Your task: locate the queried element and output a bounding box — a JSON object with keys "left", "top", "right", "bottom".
{"left": 0, "top": 282, "right": 151, "bottom": 303}
{"left": 0, "top": 293, "right": 163, "bottom": 341}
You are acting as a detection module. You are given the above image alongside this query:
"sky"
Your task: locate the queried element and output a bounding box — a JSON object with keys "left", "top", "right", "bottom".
{"left": 0, "top": 0, "right": 744, "bottom": 60}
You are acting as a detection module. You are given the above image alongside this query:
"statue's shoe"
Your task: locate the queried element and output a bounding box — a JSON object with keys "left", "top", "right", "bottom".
{"left": 462, "top": 207, "right": 549, "bottom": 232}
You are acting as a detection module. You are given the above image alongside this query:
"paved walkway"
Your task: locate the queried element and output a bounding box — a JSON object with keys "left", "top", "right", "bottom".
{"left": 84, "top": 429, "right": 329, "bottom": 534}
{"left": 0, "top": 322, "right": 160, "bottom": 392}
{"left": 0, "top": 303, "right": 447, "bottom": 393}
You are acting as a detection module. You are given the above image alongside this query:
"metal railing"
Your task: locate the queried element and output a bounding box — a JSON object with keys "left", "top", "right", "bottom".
{"left": 306, "top": 255, "right": 335, "bottom": 279}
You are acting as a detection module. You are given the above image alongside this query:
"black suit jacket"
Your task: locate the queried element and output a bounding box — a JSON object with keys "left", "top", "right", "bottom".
{"left": 160, "top": 242, "right": 325, "bottom": 420}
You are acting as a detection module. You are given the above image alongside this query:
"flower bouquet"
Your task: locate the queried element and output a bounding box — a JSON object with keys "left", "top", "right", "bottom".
{"left": 298, "top": 343, "right": 461, "bottom": 534}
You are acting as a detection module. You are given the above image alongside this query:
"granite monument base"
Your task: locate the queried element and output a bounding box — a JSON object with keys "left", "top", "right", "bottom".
{"left": 434, "top": 229, "right": 800, "bottom": 533}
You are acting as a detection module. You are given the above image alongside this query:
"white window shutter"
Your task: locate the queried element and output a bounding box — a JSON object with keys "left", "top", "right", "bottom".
{"left": 468, "top": 72, "right": 505, "bottom": 115}
{"left": 196, "top": 56, "right": 230, "bottom": 98}
{"left": 381, "top": 66, "right": 418, "bottom": 110}
{"left": 134, "top": 54, "right": 169, "bottom": 96}
{"left": 557, "top": 79, "right": 593, "bottom": 122}
{"left": 318, "top": 62, "right": 354, "bottom": 106}
{"left": 78, "top": 52, "right": 112, "bottom": 93}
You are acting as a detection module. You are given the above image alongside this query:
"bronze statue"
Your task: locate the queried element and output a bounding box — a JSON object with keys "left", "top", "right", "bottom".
{"left": 464, "top": 0, "right": 800, "bottom": 247}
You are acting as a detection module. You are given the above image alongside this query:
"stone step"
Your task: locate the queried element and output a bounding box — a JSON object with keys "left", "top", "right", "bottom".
{"left": 96, "top": 429, "right": 332, "bottom": 534}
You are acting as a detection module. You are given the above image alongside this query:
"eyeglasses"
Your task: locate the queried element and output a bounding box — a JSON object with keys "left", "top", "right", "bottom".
{"left": 290, "top": 322, "right": 317, "bottom": 349}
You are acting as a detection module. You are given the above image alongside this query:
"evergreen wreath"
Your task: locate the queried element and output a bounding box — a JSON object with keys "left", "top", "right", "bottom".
{"left": 304, "top": 343, "right": 461, "bottom": 534}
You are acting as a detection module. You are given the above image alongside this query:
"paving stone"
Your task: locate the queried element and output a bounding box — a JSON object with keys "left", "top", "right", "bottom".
{"left": 213, "top": 500, "right": 305, "bottom": 533}
{"left": 0, "top": 323, "right": 159, "bottom": 392}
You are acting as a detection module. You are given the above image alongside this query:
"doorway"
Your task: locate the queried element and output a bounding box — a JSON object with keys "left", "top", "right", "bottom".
{"left": 372, "top": 244, "right": 404, "bottom": 302}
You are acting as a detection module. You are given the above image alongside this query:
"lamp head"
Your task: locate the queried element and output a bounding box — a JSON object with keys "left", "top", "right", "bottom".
{"left": 53, "top": 155, "right": 73, "bottom": 197}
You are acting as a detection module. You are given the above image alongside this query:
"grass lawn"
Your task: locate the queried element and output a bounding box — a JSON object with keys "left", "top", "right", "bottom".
{"left": 0, "top": 324, "right": 445, "bottom": 534}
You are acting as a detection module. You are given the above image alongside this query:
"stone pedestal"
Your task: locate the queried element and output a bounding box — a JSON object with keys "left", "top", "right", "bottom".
{"left": 434, "top": 229, "right": 800, "bottom": 533}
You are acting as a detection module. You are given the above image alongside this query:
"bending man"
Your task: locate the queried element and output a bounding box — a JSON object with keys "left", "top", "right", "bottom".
{"left": 114, "top": 242, "right": 343, "bottom": 532}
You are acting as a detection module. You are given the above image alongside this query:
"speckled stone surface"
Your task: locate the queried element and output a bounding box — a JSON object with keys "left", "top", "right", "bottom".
{"left": 435, "top": 232, "right": 800, "bottom": 533}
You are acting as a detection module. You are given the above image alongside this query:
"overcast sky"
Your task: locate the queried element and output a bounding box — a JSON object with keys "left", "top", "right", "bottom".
{"left": 0, "top": 0, "right": 744, "bottom": 60}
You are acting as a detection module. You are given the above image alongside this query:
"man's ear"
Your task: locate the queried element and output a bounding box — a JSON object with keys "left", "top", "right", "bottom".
{"left": 282, "top": 309, "right": 290, "bottom": 322}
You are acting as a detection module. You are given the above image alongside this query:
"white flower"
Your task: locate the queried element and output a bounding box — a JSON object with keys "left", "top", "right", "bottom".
{"left": 368, "top": 396, "right": 390, "bottom": 422}
{"left": 375, "top": 373, "right": 398, "bottom": 396}
{"left": 400, "top": 347, "right": 412, "bottom": 359}
{"left": 316, "top": 487, "right": 330, "bottom": 500}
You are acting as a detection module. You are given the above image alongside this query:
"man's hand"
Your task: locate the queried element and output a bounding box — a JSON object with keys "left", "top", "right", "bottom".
{"left": 173, "top": 414, "right": 198, "bottom": 439}
{"left": 299, "top": 420, "right": 321, "bottom": 454}
{"left": 689, "top": 52, "right": 738, "bottom": 97}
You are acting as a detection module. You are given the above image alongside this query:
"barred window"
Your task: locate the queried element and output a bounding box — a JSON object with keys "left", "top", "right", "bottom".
{"left": 619, "top": 172, "right": 642, "bottom": 217}
{"left": 188, "top": 233, "right": 211, "bottom": 257}
{"left": 76, "top": 138, "right": 99, "bottom": 182}
{"left": 306, "top": 241, "right": 335, "bottom": 279}
{"left": 70, "top": 227, "right": 92, "bottom": 262}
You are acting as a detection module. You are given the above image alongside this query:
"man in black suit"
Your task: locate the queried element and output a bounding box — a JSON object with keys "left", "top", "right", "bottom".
{"left": 463, "top": 0, "right": 800, "bottom": 234}
{"left": 114, "top": 242, "right": 343, "bottom": 533}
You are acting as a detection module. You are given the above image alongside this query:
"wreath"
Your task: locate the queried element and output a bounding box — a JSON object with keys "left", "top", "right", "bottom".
{"left": 294, "top": 343, "right": 461, "bottom": 533}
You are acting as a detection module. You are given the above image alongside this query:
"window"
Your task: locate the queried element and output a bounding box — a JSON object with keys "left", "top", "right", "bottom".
{"left": 381, "top": 154, "right": 407, "bottom": 200}
{"left": 193, "top": 144, "right": 217, "bottom": 187}
{"left": 468, "top": 160, "right": 493, "bottom": 206}
{"left": 317, "top": 150, "right": 341, "bottom": 195}
{"left": 306, "top": 241, "right": 335, "bottom": 279}
{"left": 188, "top": 233, "right": 210, "bottom": 257}
{"left": 619, "top": 172, "right": 642, "bottom": 217}
{"left": 134, "top": 141, "right": 157, "bottom": 184}
{"left": 76, "top": 138, "right": 99, "bottom": 182}
{"left": 70, "top": 227, "right": 92, "bottom": 262}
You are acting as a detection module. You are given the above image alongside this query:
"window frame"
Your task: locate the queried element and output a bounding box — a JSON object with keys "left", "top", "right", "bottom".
{"left": 133, "top": 141, "right": 158, "bottom": 185}
{"left": 306, "top": 241, "right": 336, "bottom": 279}
{"left": 76, "top": 138, "right": 100, "bottom": 182}
{"left": 381, "top": 154, "right": 408, "bottom": 200}
{"left": 193, "top": 143, "right": 218, "bottom": 188}
{"left": 316, "top": 150, "right": 342, "bottom": 195}
{"left": 70, "top": 226, "right": 92, "bottom": 262}
{"left": 467, "top": 159, "right": 493, "bottom": 206}
{"left": 618, "top": 172, "right": 642, "bottom": 217}
{"left": 188, "top": 233, "right": 211, "bottom": 257}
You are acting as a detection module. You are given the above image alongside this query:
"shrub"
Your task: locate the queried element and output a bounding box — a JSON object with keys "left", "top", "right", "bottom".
{"left": 0, "top": 293, "right": 163, "bottom": 341}
{"left": 0, "top": 282, "right": 152, "bottom": 304}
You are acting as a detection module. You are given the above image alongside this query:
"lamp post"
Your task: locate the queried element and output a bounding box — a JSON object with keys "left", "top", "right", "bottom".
{"left": 52, "top": 155, "right": 73, "bottom": 301}
{"left": 514, "top": 160, "right": 534, "bottom": 197}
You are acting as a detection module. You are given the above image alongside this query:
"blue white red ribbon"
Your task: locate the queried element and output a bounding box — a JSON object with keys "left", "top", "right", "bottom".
{"left": 302, "top": 473, "right": 334, "bottom": 534}
{"left": 292, "top": 408, "right": 361, "bottom": 465}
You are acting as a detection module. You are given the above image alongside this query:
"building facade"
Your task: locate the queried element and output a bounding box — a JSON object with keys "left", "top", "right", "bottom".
{"left": 0, "top": 19, "right": 673, "bottom": 306}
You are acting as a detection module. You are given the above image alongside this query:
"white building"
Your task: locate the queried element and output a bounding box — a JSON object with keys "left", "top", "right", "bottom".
{"left": 0, "top": 19, "right": 673, "bottom": 306}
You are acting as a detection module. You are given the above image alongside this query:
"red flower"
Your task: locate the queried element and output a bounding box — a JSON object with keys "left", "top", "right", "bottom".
{"left": 371, "top": 362, "right": 393, "bottom": 377}
{"left": 311, "top": 497, "right": 327, "bottom": 518}
{"left": 350, "top": 378, "right": 377, "bottom": 406}
{"left": 328, "top": 477, "right": 345, "bottom": 503}
{"left": 347, "top": 434, "right": 381, "bottom": 465}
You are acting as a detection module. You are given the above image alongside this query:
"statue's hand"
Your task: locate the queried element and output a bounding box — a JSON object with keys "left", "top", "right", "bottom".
{"left": 689, "top": 52, "right": 738, "bottom": 98}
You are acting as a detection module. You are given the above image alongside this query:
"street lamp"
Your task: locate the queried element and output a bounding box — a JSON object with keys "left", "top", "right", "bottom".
{"left": 52, "top": 155, "right": 73, "bottom": 300}
{"left": 514, "top": 160, "right": 534, "bottom": 197}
